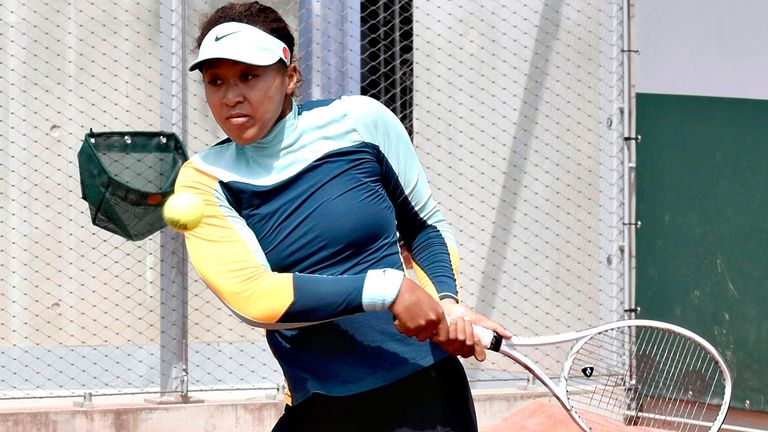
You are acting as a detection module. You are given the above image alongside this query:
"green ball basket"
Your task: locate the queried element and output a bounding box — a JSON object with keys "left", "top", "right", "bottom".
{"left": 78, "top": 130, "right": 189, "bottom": 241}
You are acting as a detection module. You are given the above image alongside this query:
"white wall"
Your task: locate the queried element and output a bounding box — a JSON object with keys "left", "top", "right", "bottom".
{"left": 412, "top": 1, "right": 627, "bottom": 345}
{"left": 636, "top": 0, "right": 768, "bottom": 100}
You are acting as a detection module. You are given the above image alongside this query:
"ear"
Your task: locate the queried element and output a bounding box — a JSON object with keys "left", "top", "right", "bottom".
{"left": 285, "top": 63, "right": 299, "bottom": 96}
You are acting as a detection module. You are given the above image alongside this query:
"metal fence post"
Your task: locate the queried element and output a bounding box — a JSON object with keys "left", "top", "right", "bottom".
{"left": 298, "top": 0, "right": 361, "bottom": 100}
{"left": 149, "top": 0, "right": 195, "bottom": 404}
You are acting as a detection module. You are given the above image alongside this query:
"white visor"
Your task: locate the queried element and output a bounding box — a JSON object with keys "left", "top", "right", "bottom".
{"left": 188, "top": 22, "right": 291, "bottom": 71}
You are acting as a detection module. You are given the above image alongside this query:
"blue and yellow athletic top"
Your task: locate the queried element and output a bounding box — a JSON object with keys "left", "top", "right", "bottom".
{"left": 175, "top": 95, "right": 461, "bottom": 404}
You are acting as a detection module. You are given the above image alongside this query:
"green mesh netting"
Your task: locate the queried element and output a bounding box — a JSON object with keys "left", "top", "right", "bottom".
{"left": 78, "top": 130, "right": 189, "bottom": 241}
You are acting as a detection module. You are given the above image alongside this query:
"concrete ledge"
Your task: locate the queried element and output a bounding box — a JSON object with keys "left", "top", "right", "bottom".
{"left": 4, "top": 389, "right": 764, "bottom": 432}
{"left": 0, "top": 388, "right": 551, "bottom": 432}
{"left": 0, "top": 395, "right": 284, "bottom": 432}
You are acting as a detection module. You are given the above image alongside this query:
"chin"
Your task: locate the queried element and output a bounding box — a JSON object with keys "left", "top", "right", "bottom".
{"left": 229, "top": 134, "right": 249, "bottom": 144}
{"left": 226, "top": 130, "right": 262, "bottom": 145}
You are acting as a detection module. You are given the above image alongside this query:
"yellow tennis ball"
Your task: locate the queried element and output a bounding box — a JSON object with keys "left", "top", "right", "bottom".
{"left": 163, "top": 192, "right": 204, "bottom": 232}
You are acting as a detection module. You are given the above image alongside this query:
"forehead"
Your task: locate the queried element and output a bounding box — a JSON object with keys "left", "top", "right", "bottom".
{"left": 200, "top": 58, "right": 268, "bottom": 73}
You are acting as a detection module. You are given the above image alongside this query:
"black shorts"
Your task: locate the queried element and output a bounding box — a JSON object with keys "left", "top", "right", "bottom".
{"left": 271, "top": 356, "right": 478, "bottom": 432}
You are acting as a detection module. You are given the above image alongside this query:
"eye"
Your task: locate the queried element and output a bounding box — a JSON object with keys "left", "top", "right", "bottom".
{"left": 205, "top": 77, "right": 223, "bottom": 86}
{"left": 241, "top": 72, "right": 258, "bottom": 81}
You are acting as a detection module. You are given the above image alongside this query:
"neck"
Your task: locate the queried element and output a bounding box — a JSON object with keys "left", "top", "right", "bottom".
{"left": 275, "top": 96, "right": 293, "bottom": 125}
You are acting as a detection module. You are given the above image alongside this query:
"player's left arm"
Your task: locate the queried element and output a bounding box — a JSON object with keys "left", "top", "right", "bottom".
{"left": 350, "top": 95, "right": 460, "bottom": 303}
{"left": 351, "top": 96, "right": 511, "bottom": 358}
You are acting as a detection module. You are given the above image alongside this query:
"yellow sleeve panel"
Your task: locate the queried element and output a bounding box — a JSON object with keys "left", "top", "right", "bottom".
{"left": 411, "top": 245, "right": 461, "bottom": 301}
{"left": 174, "top": 161, "right": 295, "bottom": 325}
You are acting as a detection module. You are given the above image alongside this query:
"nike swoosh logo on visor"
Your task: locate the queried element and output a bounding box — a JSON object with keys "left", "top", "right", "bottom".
{"left": 215, "top": 31, "right": 240, "bottom": 42}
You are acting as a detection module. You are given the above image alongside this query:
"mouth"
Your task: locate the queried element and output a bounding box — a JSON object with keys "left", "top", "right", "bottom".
{"left": 225, "top": 112, "right": 251, "bottom": 124}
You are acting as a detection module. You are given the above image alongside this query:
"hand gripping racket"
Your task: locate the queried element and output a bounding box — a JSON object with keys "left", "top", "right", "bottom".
{"left": 474, "top": 319, "right": 731, "bottom": 432}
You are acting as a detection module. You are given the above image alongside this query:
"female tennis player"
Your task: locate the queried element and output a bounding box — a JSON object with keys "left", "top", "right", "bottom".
{"left": 176, "top": 2, "right": 511, "bottom": 430}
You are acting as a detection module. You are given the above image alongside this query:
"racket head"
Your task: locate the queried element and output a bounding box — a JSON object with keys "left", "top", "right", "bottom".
{"left": 561, "top": 320, "right": 731, "bottom": 432}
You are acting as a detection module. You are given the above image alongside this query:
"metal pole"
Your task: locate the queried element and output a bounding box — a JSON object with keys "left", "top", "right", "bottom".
{"left": 621, "top": 0, "right": 637, "bottom": 319}
{"left": 298, "top": 0, "right": 360, "bottom": 99}
{"left": 151, "top": 0, "right": 195, "bottom": 404}
{"left": 393, "top": 0, "right": 402, "bottom": 115}
{"left": 179, "top": 0, "right": 190, "bottom": 399}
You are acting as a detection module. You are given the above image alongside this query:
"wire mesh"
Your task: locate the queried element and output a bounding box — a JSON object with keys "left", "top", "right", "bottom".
{"left": 0, "top": 0, "right": 625, "bottom": 400}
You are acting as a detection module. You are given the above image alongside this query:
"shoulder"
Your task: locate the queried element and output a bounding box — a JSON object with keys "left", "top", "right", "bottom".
{"left": 296, "top": 96, "right": 401, "bottom": 143}
{"left": 178, "top": 137, "right": 237, "bottom": 180}
{"left": 187, "top": 136, "right": 235, "bottom": 160}
{"left": 333, "top": 96, "right": 404, "bottom": 142}
{"left": 298, "top": 95, "right": 389, "bottom": 119}
{"left": 339, "top": 95, "right": 392, "bottom": 118}
{"left": 193, "top": 137, "right": 235, "bottom": 159}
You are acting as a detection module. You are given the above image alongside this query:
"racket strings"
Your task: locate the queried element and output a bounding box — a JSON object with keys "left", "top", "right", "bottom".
{"left": 636, "top": 330, "right": 694, "bottom": 429}
{"left": 631, "top": 329, "right": 723, "bottom": 431}
{"left": 636, "top": 331, "right": 701, "bottom": 430}
{"left": 565, "top": 326, "right": 727, "bottom": 431}
{"left": 568, "top": 327, "right": 638, "bottom": 423}
{"left": 665, "top": 339, "right": 716, "bottom": 430}
{"left": 637, "top": 332, "right": 723, "bottom": 431}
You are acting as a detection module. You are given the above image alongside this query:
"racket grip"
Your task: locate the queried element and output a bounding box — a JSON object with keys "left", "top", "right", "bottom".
{"left": 474, "top": 325, "right": 503, "bottom": 352}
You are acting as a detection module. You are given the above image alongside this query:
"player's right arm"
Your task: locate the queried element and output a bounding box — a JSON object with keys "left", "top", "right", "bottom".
{"left": 174, "top": 160, "right": 444, "bottom": 333}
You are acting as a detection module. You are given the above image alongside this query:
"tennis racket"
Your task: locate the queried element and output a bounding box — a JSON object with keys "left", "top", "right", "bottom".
{"left": 474, "top": 319, "right": 731, "bottom": 432}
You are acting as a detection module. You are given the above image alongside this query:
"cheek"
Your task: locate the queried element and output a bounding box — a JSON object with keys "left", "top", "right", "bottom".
{"left": 204, "top": 88, "right": 223, "bottom": 116}
{"left": 259, "top": 84, "right": 287, "bottom": 116}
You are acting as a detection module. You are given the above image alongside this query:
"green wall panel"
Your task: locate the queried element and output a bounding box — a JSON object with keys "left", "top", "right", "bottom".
{"left": 636, "top": 93, "right": 768, "bottom": 412}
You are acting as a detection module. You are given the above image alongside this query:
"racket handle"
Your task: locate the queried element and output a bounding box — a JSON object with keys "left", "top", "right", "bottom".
{"left": 474, "top": 325, "right": 503, "bottom": 352}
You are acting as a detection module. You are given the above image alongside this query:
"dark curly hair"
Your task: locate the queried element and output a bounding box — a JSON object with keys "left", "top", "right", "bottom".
{"left": 195, "top": 2, "right": 296, "bottom": 62}
{"left": 195, "top": 2, "right": 301, "bottom": 93}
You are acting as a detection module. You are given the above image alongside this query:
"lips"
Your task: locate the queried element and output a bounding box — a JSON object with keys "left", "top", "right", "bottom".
{"left": 225, "top": 112, "right": 250, "bottom": 124}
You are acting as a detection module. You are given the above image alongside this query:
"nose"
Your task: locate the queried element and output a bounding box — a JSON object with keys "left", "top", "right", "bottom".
{"left": 222, "top": 82, "right": 245, "bottom": 106}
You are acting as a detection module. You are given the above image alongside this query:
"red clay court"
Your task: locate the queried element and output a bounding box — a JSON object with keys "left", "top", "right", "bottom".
{"left": 483, "top": 400, "right": 678, "bottom": 432}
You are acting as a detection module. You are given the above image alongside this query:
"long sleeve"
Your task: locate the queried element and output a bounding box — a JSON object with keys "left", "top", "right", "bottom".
{"left": 176, "top": 133, "right": 403, "bottom": 328}
{"left": 175, "top": 153, "right": 404, "bottom": 329}
{"left": 349, "top": 96, "right": 461, "bottom": 301}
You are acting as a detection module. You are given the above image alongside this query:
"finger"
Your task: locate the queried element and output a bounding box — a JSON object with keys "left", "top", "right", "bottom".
{"left": 448, "top": 315, "right": 458, "bottom": 341}
{"left": 415, "top": 323, "right": 435, "bottom": 341}
{"left": 461, "top": 317, "right": 476, "bottom": 357}
{"left": 484, "top": 320, "right": 512, "bottom": 338}
{"left": 471, "top": 329, "right": 487, "bottom": 361}
{"left": 453, "top": 316, "right": 466, "bottom": 343}
{"left": 393, "top": 319, "right": 408, "bottom": 337}
{"left": 433, "top": 317, "right": 450, "bottom": 343}
{"left": 462, "top": 316, "right": 474, "bottom": 344}
{"left": 473, "top": 341, "right": 487, "bottom": 362}
{"left": 394, "top": 320, "right": 420, "bottom": 339}
{"left": 428, "top": 326, "right": 446, "bottom": 344}
{"left": 450, "top": 317, "right": 473, "bottom": 358}
{"left": 474, "top": 314, "right": 512, "bottom": 338}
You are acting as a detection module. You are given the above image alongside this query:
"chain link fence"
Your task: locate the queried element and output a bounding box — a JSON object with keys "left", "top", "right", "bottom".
{"left": 0, "top": 0, "right": 626, "bottom": 400}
